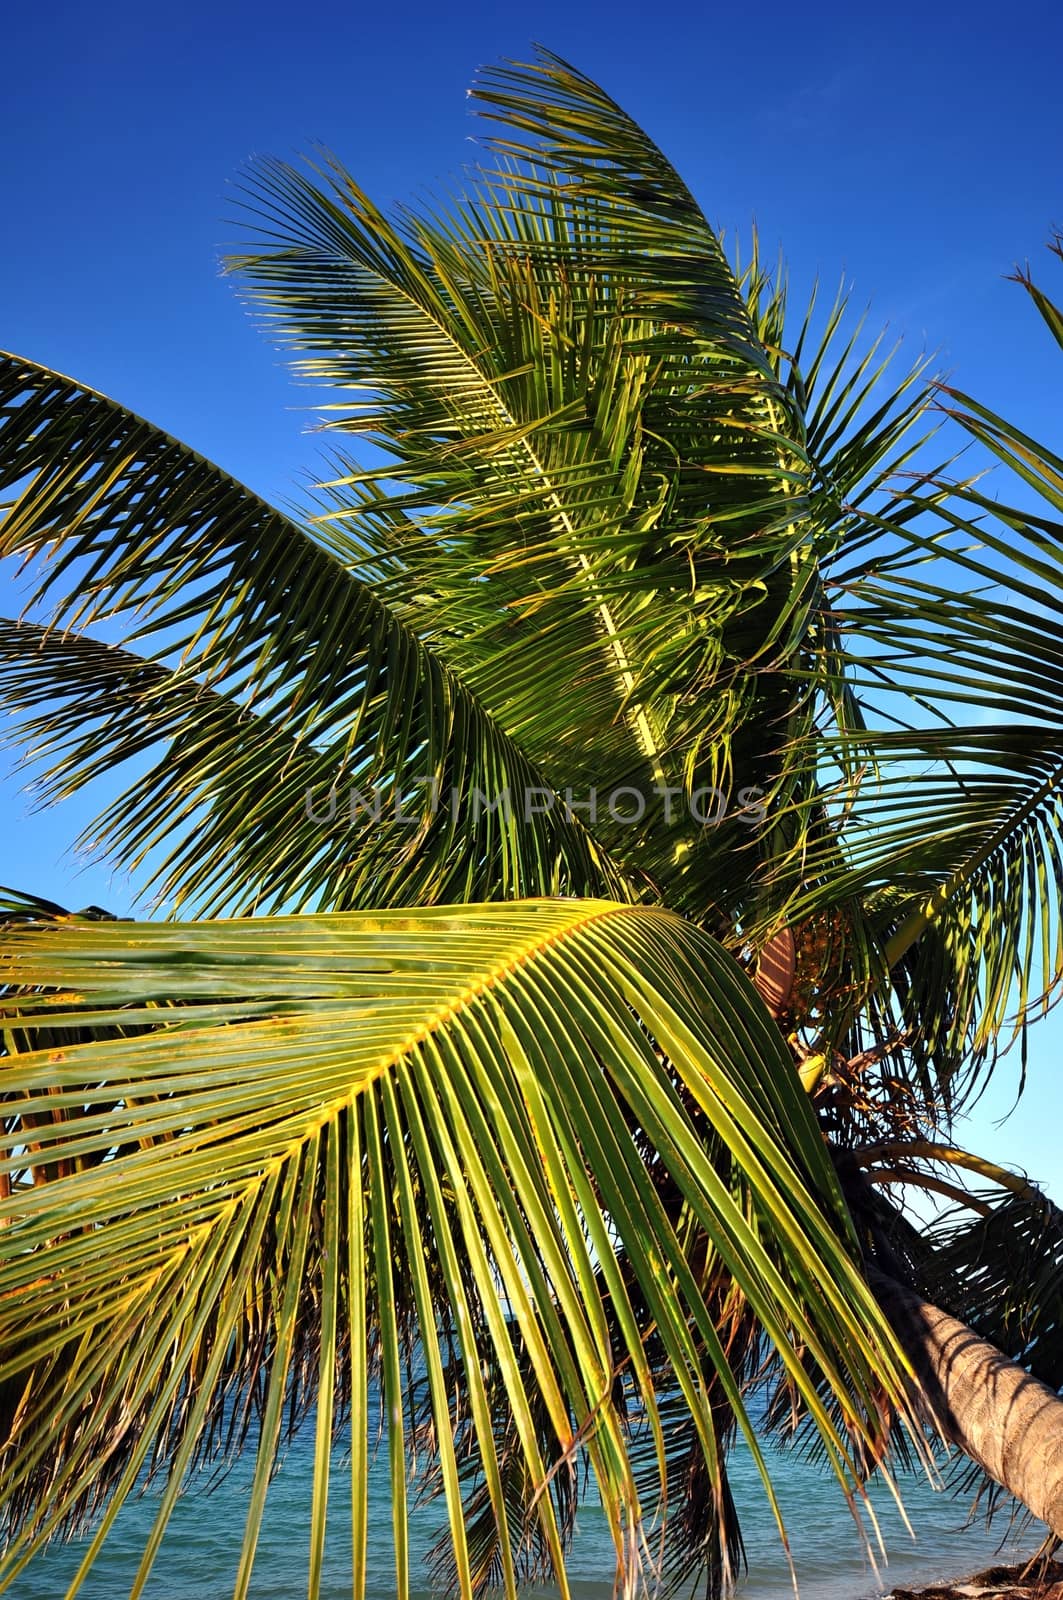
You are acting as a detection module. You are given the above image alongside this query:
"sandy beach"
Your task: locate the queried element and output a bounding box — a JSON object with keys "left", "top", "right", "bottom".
{"left": 886, "top": 1560, "right": 1063, "bottom": 1600}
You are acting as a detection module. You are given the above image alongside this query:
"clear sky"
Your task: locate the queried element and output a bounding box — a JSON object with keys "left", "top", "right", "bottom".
{"left": 2, "top": 0, "right": 1062, "bottom": 1191}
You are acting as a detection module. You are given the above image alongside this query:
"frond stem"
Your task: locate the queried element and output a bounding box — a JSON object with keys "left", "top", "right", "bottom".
{"left": 855, "top": 1140, "right": 1044, "bottom": 1206}
{"left": 866, "top": 1168, "right": 992, "bottom": 1217}
{"left": 884, "top": 754, "right": 1063, "bottom": 968}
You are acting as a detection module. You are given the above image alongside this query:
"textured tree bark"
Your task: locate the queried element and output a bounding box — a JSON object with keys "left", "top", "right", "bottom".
{"left": 872, "top": 1270, "right": 1063, "bottom": 1537}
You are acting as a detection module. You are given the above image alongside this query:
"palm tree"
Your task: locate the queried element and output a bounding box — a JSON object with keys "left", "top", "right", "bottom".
{"left": 1, "top": 48, "right": 1062, "bottom": 1600}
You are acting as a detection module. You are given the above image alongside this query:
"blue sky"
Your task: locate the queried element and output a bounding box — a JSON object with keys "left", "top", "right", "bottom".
{"left": 2, "top": 0, "right": 1062, "bottom": 1190}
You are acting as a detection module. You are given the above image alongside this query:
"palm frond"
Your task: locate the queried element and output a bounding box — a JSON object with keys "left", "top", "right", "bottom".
{"left": 228, "top": 54, "right": 956, "bottom": 941}
{"left": 0, "top": 898, "right": 921, "bottom": 1599}
{"left": 0, "top": 359, "right": 629, "bottom": 913}
{"left": 226, "top": 52, "right": 839, "bottom": 929}
{"left": 940, "top": 236, "right": 1063, "bottom": 516}
{"left": 745, "top": 237, "right": 1063, "bottom": 1100}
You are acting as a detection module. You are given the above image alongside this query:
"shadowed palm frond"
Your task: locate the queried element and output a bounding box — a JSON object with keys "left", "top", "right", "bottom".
{"left": 740, "top": 242, "right": 1063, "bottom": 1109}
{"left": 0, "top": 359, "right": 633, "bottom": 914}
{"left": 226, "top": 49, "right": 827, "bottom": 927}
{"left": 226, "top": 51, "right": 952, "bottom": 935}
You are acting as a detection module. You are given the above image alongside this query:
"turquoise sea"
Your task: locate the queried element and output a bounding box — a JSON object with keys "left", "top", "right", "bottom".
{"left": 8, "top": 1426, "right": 1033, "bottom": 1600}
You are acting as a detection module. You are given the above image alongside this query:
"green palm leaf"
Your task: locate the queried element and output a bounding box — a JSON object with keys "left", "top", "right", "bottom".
{"left": 227, "top": 51, "right": 833, "bottom": 926}
{"left": 755, "top": 245, "right": 1063, "bottom": 1097}
{"left": 0, "top": 899, "right": 919, "bottom": 1599}
{"left": 0, "top": 358, "right": 628, "bottom": 913}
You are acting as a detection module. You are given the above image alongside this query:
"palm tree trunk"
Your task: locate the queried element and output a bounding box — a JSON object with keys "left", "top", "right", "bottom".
{"left": 872, "top": 1270, "right": 1063, "bottom": 1536}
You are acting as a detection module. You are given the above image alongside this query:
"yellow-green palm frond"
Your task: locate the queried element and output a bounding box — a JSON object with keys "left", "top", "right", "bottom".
{"left": 0, "top": 898, "right": 921, "bottom": 1600}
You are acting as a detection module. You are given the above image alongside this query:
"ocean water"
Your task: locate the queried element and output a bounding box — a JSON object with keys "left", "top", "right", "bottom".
{"left": 7, "top": 1428, "right": 1033, "bottom": 1600}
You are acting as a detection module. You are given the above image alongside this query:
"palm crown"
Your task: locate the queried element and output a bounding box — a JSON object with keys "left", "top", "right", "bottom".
{"left": 2, "top": 48, "right": 1063, "bottom": 1600}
